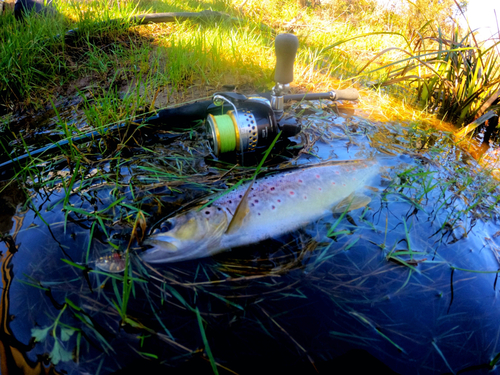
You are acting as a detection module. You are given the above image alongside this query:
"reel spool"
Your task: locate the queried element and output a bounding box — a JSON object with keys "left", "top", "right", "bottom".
{"left": 206, "top": 94, "right": 278, "bottom": 157}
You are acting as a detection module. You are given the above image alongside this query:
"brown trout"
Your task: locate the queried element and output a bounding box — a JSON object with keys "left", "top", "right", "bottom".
{"left": 141, "top": 159, "right": 379, "bottom": 263}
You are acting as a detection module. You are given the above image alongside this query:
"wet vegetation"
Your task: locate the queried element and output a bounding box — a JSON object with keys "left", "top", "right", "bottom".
{"left": 1, "top": 0, "right": 500, "bottom": 374}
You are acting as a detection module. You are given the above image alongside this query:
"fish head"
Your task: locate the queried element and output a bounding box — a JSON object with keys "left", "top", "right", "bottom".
{"left": 141, "top": 205, "right": 229, "bottom": 263}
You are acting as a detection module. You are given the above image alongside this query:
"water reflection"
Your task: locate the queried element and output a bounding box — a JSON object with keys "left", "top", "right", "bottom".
{"left": 0, "top": 186, "right": 64, "bottom": 374}
{"left": 1, "top": 99, "right": 500, "bottom": 374}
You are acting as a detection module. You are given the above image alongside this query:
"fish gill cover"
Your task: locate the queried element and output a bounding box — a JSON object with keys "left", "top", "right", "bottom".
{"left": 1, "top": 99, "right": 500, "bottom": 374}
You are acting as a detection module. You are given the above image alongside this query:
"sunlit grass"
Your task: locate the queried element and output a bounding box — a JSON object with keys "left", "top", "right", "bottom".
{"left": 0, "top": 0, "right": 429, "bottom": 106}
{"left": 3, "top": 0, "right": 494, "bottom": 137}
{"left": 2, "top": 2, "right": 500, "bottom": 372}
{"left": 362, "top": 24, "right": 500, "bottom": 127}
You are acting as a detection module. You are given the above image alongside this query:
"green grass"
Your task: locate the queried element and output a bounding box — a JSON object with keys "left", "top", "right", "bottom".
{"left": 2, "top": 3, "right": 500, "bottom": 371}
{"left": 0, "top": 7, "right": 66, "bottom": 103}
{"left": 2, "top": 1, "right": 498, "bottom": 267}
{"left": 2, "top": 0, "right": 493, "bottom": 133}
{"left": 364, "top": 23, "right": 500, "bottom": 126}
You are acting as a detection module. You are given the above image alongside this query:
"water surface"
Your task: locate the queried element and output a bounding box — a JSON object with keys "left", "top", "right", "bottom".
{"left": 1, "top": 99, "right": 500, "bottom": 374}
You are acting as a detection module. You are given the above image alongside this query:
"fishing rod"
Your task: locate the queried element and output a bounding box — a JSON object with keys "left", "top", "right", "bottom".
{"left": 0, "top": 33, "right": 359, "bottom": 173}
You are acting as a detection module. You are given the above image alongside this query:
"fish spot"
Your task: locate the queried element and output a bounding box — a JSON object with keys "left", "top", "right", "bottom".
{"left": 316, "top": 174, "right": 320, "bottom": 179}
{"left": 229, "top": 200, "right": 232, "bottom": 204}
{"left": 258, "top": 212, "right": 261, "bottom": 215}
{"left": 332, "top": 182, "right": 336, "bottom": 185}
{"left": 298, "top": 179, "right": 303, "bottom": 183}
{"left": 289, "top": 191, "right": 295, "bottom": 196}
{"left": 335, "top": 171, "right": 340, "bottom": 174}
{"left": 303, "top": 195, "right": 308, "bottom": 200}
{"left": 239, "top": 195, "right": 243, "bottom": 198}
{"left": 251, "top": 203, "right": 255, "bottom": 207}
{"left": 254, "top": 199, "right": 259, "bottom": 203}
{"left": 277, "top": 199, "right": 281, "bottom": 203}
{"left": 343, "top": 183, "right": 346, "bottom": 186}
{"left": 205, "top": 211, "right": 210, "bottom": 215}
{"left": 217, "top": 207, "right": 222, "bottom": 211}
{"left": 318, "top": 187, "right": 322, "bottom": 191}
{"left": 272, "top": 205, "right": 276, "bottom": 210}
{"left": 270, "top": 187, "right": 275, "bottom": 191}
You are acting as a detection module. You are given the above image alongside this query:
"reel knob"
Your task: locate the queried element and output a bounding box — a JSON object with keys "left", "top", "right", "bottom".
{"left": 274, "top": 34, "right": 299, "bottom": 85}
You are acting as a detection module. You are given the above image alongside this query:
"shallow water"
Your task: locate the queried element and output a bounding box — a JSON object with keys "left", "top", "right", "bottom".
{"left": 1, "top": 98, "right": 500, "bottom": 374}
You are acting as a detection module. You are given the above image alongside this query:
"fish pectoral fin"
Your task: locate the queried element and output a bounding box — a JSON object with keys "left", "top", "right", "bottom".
{"left": 332, "top": 193, "right": 371, "bottom": 213}
{"left": 225, "top": 178, "right": 254, "bottom": 234}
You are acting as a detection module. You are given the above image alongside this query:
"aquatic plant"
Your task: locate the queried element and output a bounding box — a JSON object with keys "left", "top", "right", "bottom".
{"left": 358, "top": 20, "right": 500, "bottom": 127}
{"left": 31, "top": 304, "right": 75, "bottom": 365}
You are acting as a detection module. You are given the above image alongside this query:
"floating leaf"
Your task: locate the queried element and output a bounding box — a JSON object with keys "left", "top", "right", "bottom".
{"left": 50, "top": 339, "right": 73, "bottom": 365}
{"left": 60, "top": 327, "right": 75, "bottom": 342}
{"left": 31, "top": 326, "right": 51, "bottom": 343}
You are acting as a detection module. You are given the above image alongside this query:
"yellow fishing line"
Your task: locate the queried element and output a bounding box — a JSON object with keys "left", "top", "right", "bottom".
{"left": 213, "top": 113, "right": 237, "bottom": 153}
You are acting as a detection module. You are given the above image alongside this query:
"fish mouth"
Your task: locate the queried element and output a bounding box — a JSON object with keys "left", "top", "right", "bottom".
{"left": 141, "top": 237, "right": 180, "bottom": 263}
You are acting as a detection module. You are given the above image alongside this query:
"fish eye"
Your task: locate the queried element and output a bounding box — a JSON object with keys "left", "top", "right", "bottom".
{"left": 160, "top": 220, "right": 174, "bottom": 232}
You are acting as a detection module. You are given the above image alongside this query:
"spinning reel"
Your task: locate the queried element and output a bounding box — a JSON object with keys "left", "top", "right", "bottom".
{"left": 203, "top": 34, "right": 359, "bottom": 158}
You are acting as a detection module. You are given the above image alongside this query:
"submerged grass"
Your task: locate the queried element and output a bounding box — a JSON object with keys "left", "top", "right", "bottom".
{"left": 2, "top": 0, "right": 500, "bottom": 373}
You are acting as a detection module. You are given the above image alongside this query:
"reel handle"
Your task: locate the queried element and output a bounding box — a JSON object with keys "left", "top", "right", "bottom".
{"left": 283, "top": 88, "right": 359, "bottom": 102}
{"left": 274, "top": 34, "right": 299, "bottom": 84}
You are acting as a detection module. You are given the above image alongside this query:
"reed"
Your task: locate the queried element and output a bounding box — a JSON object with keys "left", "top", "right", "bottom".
{"left": 359, "top": 21, "right": 500, "bottom": 127}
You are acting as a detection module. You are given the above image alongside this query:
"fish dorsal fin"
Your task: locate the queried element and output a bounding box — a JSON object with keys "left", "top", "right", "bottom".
{"left": 332, "top": 193, "right": 371, "bottom": 213}
{"left": 225, "top": 178, "right": 255, "bottom": 234}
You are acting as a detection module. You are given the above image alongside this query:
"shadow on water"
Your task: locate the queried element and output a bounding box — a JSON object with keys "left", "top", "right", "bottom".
{"left": 1, "top": 98, "right": 500, "bottom": 374}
